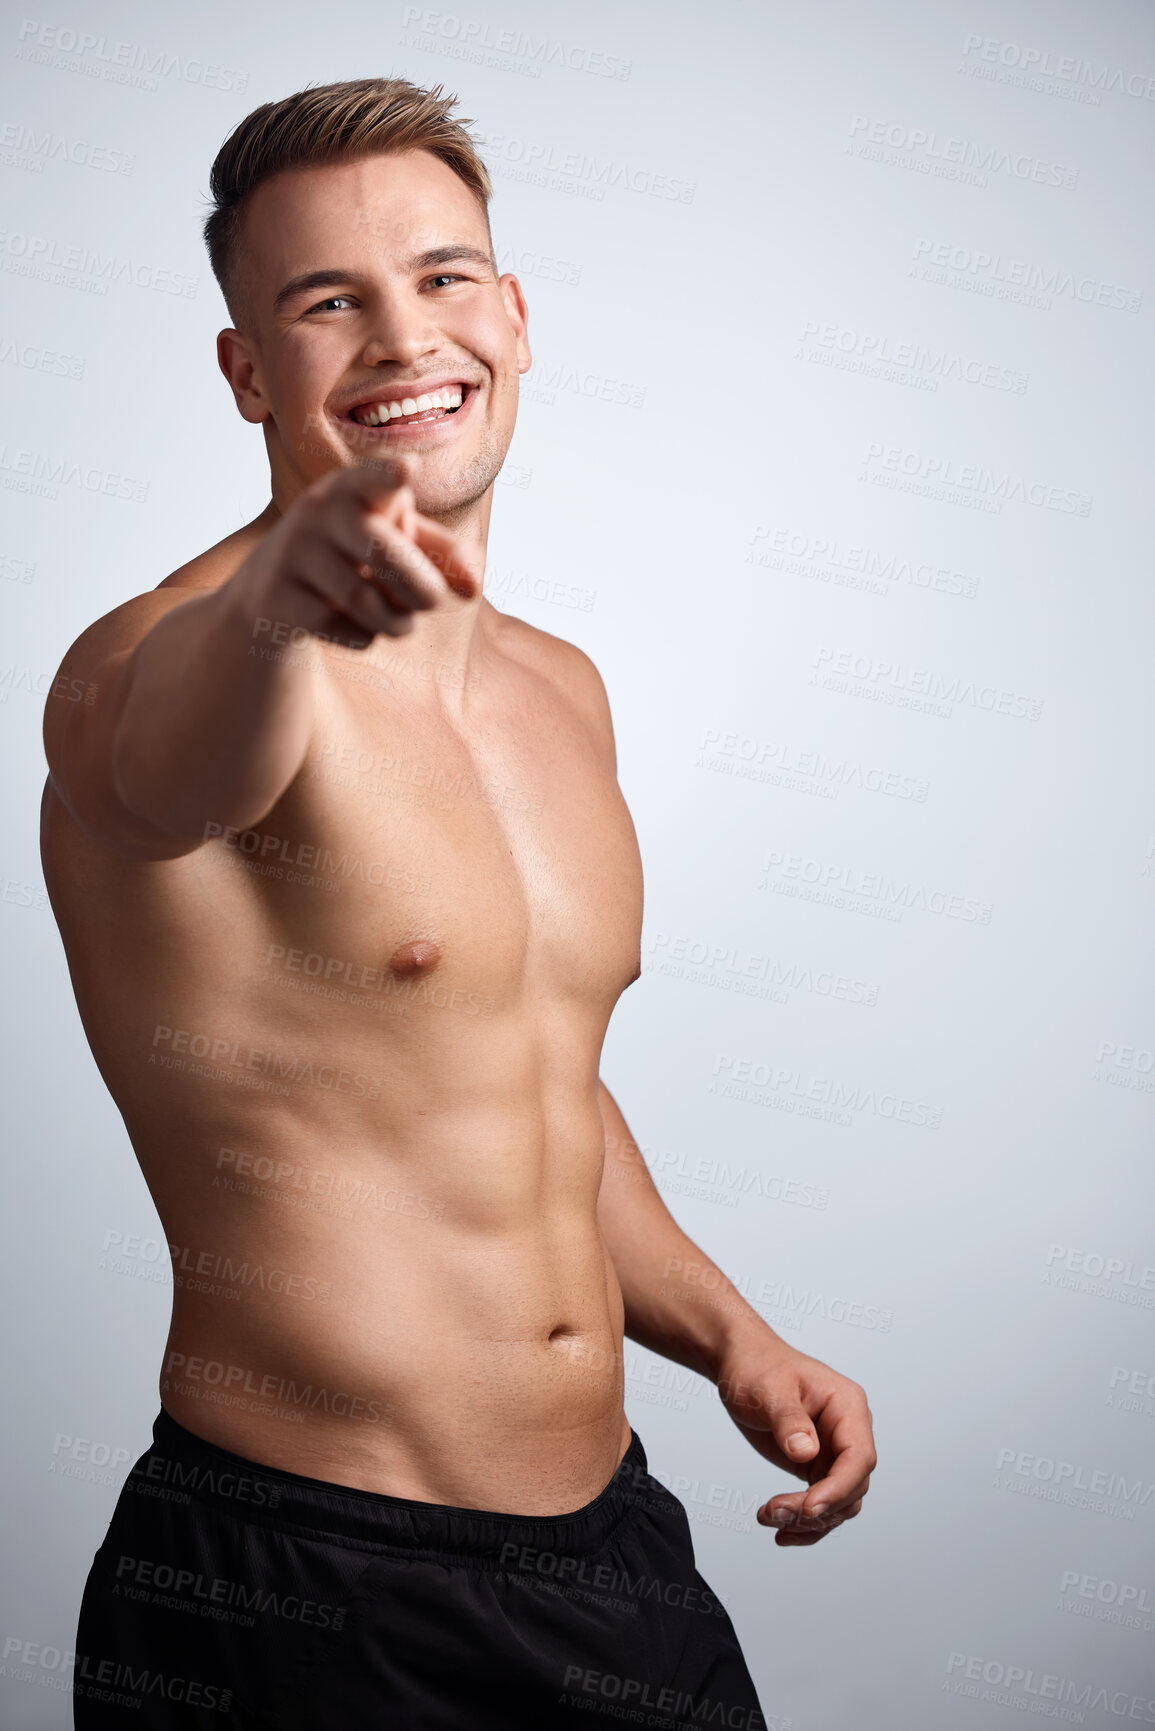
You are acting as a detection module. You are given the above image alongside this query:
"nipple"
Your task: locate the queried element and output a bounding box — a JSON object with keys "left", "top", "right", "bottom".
{"left": 388, "top": 938, "right": 442, "bottom": 977}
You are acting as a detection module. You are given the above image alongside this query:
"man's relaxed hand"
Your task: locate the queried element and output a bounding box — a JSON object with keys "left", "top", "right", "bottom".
{"left": 716, "top": 1336, "right": 876, "bottom": 1545}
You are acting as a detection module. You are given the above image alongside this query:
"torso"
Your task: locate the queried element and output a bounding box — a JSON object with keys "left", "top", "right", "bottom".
{"left": 41, "top": 537, "right": 644, "bottom": 1513}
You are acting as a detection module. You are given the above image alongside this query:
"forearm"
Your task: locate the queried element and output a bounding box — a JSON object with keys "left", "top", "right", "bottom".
{"left": 112, "top": 582, "right": 317, "bottom": 842}
{"left": 596, "top": 1080, "right": 785, "bottom": 1382}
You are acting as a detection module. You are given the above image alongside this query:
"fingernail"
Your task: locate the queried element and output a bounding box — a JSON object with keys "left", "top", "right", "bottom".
{"left": 771, "top": 1508, "right": 796, "bottom": 1526}
{"left": 785, "top": 1432, "right": 812, "bottom": 1454}
{"left": 808, "top": 1502, "right": 828, "bottom": 1517}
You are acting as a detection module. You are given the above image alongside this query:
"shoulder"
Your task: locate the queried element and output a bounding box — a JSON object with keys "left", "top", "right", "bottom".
{"left": 484, "top": 603, "right": 616, "bottom": 766}
{"left": 50, "top": 513, "right": 270, "bottom": 684}
{"left": 156, "top": 509, "right": 273, "bottom": 594}
{"left": 43, "top": 514, "right": 271, "bottom": 751}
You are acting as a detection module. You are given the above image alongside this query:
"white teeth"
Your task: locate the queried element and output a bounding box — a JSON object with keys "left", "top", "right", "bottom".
{"left": 351, "top": 386, "right": 466, "bottom": 425}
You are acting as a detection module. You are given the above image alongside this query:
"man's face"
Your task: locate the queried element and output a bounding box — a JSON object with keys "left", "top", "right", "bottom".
{"left": 219, "top": 148, "right": 530, "bottom": 517}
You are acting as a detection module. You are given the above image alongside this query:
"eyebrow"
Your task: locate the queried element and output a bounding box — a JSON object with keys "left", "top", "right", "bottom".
{"left": 272, "top": 246, "right": 496, "bottom": 312}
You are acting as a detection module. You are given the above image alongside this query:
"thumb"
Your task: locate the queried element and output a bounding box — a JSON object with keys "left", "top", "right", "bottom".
{"left": 780, "top": 1422, "right": 819, "bottom": 1462}
{"left": 721, "top": 1371, "right": 819, "bottom": 1464}
{"left": 760, "top": 1395, "right": 819, "bottom": 1463}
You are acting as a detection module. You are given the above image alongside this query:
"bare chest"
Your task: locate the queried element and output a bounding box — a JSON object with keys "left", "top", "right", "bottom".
{"left": 241, "top": 657, "right": 644, "bottom": 1018}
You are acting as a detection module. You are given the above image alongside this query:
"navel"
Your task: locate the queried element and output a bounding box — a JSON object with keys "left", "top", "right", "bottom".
{"left": 388, "top": 938, "right": 442, "bottom": 977}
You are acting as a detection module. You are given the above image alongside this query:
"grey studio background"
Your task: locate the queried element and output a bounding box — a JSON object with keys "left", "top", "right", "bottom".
{"left": 2, "top": 0, "right": 1153, "bottom": 1725}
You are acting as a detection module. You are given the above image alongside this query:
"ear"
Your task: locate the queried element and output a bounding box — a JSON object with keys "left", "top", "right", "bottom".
{"left": 217, "top": 328, "right": 269, "bottom": 425}
{"left": 498, "top": 274, "right": 532, "bottom": 376}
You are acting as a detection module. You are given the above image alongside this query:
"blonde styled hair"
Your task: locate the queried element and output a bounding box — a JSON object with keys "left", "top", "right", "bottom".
{"left": 203, "top": 76, "right": 493, "bottom": 322}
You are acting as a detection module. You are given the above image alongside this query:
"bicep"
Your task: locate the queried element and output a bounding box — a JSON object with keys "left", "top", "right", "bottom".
{"left": 43, "top": 593, "right": 204, "bottom": 859}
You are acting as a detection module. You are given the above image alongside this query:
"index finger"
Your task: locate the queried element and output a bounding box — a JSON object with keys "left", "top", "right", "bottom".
{"left": 339, "top": 456, "right": 419, "bottom": 513}
{"left": 341, "top": 462, "right": 480, "bottom": 598}
{"left": 799, "top": 1411, "right": 876, "bottom": 1517}
{"left": 797, "top": 1456, "right": 873, "bottom": 1523}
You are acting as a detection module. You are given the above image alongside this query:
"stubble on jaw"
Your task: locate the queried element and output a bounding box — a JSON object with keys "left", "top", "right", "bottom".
{"left": 286, "top": 370, "right": 517, "bottom": 528}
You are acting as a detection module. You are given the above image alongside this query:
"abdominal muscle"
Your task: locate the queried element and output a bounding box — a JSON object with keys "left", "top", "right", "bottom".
{"left": 141, "top": 1078, "right": 632, "bottom": 1517}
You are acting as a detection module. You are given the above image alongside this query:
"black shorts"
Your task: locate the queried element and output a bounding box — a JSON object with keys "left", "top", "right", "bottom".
{"left": 74, "top": 1408, "right": 765, "bottom": 1729}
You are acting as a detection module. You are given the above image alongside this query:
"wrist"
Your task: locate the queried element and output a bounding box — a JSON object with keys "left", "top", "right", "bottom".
{"left": 693, "top": 1291, "right": 795, "bottom": 1386}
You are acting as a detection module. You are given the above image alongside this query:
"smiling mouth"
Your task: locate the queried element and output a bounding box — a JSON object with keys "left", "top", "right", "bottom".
{"left": 343, "top": 384, "right": 468, "bottom": 428}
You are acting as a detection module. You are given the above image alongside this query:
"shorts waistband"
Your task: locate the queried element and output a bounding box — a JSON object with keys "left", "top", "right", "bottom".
{"left": 130, "top": 1409, "right": 654, "bottom": 1564}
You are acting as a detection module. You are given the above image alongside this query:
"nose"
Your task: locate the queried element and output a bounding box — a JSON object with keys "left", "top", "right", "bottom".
{"left": 359, "top": 289, "right": 441, "bottom": 370}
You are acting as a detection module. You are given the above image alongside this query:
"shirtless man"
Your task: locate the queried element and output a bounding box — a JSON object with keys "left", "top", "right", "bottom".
{"left": 42, "top": 76, "right": 876, "bottom": 1729}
